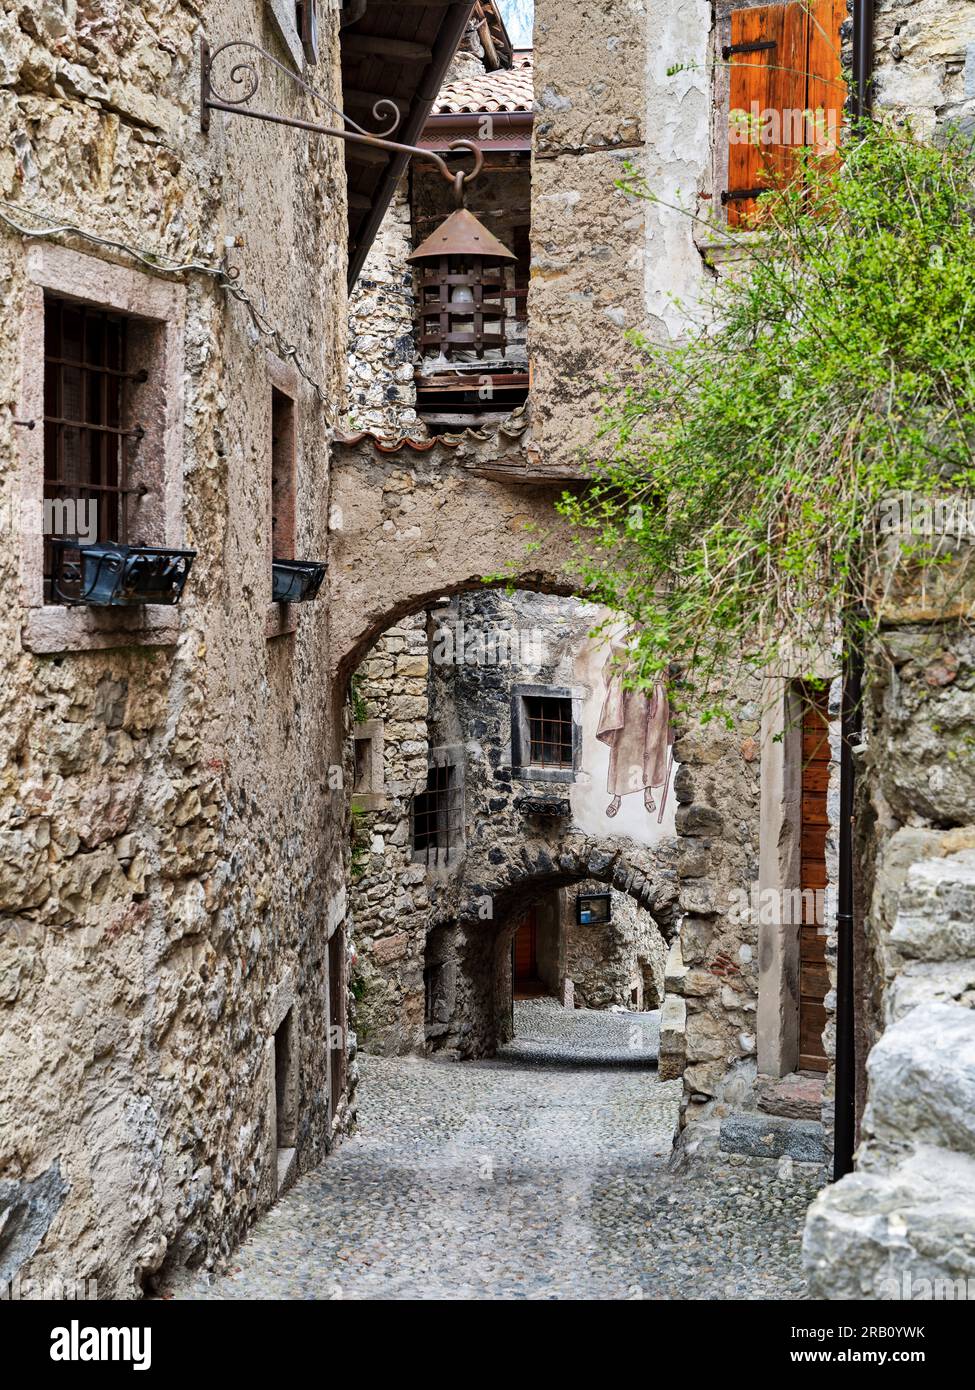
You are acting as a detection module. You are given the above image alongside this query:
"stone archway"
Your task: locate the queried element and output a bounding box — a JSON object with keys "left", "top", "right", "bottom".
{"left": 431, "top": 838, "right": 679, "bottom": 1059}
{"left": 327, "top": 431, "right": 584, "bottom": 688}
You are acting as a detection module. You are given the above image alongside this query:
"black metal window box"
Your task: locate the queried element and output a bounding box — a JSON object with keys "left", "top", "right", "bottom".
{"left": 51, "top": 541, "right": 195, "bottom": 607}
{"left": 577, "top": 891, "right": 611, "bottom": 926}
{"left": 272, "top": 559, "right": 326, "bottom": 603}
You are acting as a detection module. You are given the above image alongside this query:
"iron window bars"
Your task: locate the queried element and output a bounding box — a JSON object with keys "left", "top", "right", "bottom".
{"left": 577, "top": 892, "right": 612, "bottom": 927}
{"left": 41, "top": 296, "right": 196, "bottom": 608}
{"left": 412, "top": 763, "right": 463, "bottom": 864}
{"left": 524, "top": 695, "right": 574, "bottom": 768}
{"left": 43, "top": 297, "right": 140, "bottom": 598}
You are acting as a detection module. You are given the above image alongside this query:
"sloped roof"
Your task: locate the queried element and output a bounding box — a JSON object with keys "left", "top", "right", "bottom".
{"left": 432, "top": 49, "right": 533, "bottom": 115}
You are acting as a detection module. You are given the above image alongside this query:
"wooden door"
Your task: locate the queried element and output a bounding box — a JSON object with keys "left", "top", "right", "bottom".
{"left": 798, "top": 686, "right": 830, "bottom": 1071}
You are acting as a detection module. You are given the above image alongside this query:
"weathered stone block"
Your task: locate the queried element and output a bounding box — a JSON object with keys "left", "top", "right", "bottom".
{"left": 675, "top": 803, "right": 724, "bottom": 837}
{"left": 719, "top": 1112, "right": 825, "bottom": 1163}
{"left": 890, "top": 852, "right": 975, "bottom": 960}
{"left": 866, "top": 1002, "right": 975, "bottom": 1157}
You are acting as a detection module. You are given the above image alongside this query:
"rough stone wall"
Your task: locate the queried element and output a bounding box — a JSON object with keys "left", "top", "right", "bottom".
{"left": 565, "top": 880, "right": 667, "bottom": 1010}
{"left": 0, "top": 1, "right": 351, "bottom": 1298}
{"left": 664, "top": 682, "right": 765, "bottom": 1131}
{"left": 804, "top": 617, "right": 975, "bottom": 1294}
{"left": 348, "top": 612, "right": 430, "bottom": 1055}
{"left": 529, "top": 0, "right": 649, "bottom": 474}
{"left": 872, "top": 0, "right": 975, "bottom": 134}
{"left": 345, "top": 180, "right": 422, "bottom": 440}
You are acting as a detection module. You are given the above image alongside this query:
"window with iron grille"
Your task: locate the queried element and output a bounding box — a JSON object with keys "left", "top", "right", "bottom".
{"left": 412, "top": 761, "right": 464, "bottom": 861}
{"left": 42, "top": 295, "right": 145, "bottom": 601}
{"left": 511, "top": 684, "right": 580, "bottom": 782}
{"left": 525, "top": 695, "right": 573, "bottom": 768}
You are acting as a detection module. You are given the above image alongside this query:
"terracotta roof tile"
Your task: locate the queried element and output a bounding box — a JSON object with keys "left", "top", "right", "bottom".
{"left": 432, "top": 51, "right": 533, "bottom": 116}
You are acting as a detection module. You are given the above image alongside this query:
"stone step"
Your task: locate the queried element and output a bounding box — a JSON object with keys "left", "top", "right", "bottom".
{"left": 719, "top": 1110, "right": 826, "bottom": 1164}
{"left": 756, "top": 1072, "right": 825, "bottom": 1121}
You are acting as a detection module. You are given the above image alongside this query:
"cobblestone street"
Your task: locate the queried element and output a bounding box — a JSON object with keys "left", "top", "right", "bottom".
{"left": 174, "top": 1007, "right": 819, "bottom": 1300}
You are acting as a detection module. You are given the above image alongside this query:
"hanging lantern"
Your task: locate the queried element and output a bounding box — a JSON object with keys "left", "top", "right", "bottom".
{"left": 408, "top": 207, "right": 517, "bottom": 362}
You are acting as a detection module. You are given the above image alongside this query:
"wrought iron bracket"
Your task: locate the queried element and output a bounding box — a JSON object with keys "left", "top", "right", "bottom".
{"left": 721, "top": 38, "right": 777, "bottom": 61}
{"left": 200, "top": 39, "right": 483, "bottom": 196}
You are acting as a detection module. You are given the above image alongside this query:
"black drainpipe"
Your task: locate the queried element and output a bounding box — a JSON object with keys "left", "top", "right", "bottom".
{"left": 833, "top": 1, "right": 875, "bottom": 1184}
{"left": 852, "top": 0, "right": 876, "bottom": 120}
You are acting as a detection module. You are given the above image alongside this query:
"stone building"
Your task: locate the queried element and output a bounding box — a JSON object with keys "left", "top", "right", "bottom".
{"left": 1, "top": 0, "right": 974, "bottom": 1302}
{"left": 338, "top": 0, "right": 975, "bottom": 1295}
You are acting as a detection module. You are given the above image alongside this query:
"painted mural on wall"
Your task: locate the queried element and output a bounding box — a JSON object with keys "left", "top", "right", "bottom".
{"left": 596, "top": 645, "right": 675, "bottom": 823}
{"left": 570, "top": 628, "right": 678, "bottom": 847}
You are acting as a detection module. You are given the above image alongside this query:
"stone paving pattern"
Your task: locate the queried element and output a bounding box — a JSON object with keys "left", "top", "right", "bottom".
{"left": 501, "top": 998, "right": 661, "bottom": 1066}
{"left": 174, "top": 1011, "right": 820, "bottom": 1300}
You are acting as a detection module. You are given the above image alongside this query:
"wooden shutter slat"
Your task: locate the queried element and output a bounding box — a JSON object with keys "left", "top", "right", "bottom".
{"left": 766, "top": 2, "right": 809, "bottom": 202}
{"left": 806, "top": 0, "right": 847, "bottom": 155}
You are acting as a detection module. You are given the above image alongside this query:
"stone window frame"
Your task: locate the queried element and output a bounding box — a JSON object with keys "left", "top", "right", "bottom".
{"left": 17, "top": 242, "right": 186, "bottom": 656}
{"left": 510, "top": 683, "right": 583, "bottom": 784}
{"left": 266, "top": 0, "right": 320, "bottom": 71}
{"left": 351, "top": 718, "right": 386, "bottom": 811}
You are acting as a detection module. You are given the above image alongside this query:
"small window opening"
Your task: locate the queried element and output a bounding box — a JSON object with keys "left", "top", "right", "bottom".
{"left": 270, "top": 386, "right": 296, "bottom": 563}
{"left": 525, "top": 695, "right": 573, "bottom": 768}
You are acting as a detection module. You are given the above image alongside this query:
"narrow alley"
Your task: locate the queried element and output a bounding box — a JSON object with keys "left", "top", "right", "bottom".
{"left": 173, "top": 1006, "right": 816, "bottom": 1301}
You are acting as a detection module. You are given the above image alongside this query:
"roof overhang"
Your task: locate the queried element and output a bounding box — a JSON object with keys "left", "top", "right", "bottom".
{"left": 342, "top": 2, "right": 477, "bottom": 288}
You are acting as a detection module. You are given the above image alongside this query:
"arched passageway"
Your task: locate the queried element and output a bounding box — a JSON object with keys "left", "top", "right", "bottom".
{"left": 425, "top": 851, "right": 676, "bottom": 1060}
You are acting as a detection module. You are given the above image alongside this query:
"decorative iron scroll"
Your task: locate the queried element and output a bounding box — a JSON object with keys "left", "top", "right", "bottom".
{"left": 200, "top": 39, "right": 484, "bottom": 195}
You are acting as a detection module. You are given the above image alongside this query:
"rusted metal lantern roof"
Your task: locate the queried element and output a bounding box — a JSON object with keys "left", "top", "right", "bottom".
{"left": 408, "top": 207, "right": 516, "bottom": 263}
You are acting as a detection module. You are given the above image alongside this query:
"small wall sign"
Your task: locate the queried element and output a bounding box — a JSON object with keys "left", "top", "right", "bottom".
{"left": 576, "top": 892, "right": 611, "bottom": 926}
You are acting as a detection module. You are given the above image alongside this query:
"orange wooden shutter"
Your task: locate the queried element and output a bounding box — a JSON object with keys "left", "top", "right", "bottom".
{"left": 805, "top": 0, "right": 846, "bottom": 157}
{"left": 726, "top": 1, "right": 846, "bottom": 228}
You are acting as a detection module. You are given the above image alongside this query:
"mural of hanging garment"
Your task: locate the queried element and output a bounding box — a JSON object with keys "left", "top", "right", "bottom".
{"left": 596, "top": 648, "right": 674, "bottom": 822}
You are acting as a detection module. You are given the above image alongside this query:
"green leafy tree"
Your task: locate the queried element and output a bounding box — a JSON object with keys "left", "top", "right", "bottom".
{"left": 558, "top": 125, "right": 975, "bottom": 721}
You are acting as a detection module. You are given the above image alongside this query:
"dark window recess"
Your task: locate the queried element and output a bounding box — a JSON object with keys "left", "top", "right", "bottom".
{"left": 525, "top": 696, "right": 574, "bottom": 768}
{"left": 270, "top": 386, "right": 296, "bottom": 562}
{"left": 412, "top": 763, "right": 463, "bottom": 860}
{"left": 424, "top": 965, "right": 437, "bottom": 1025}
{"left": 353, "top": 737, "right": 370, "bottom": 792}
{"left": 295, "top": 0, "right": 318, "bottom": 62}
{"left": 273, "top": 1008, "right": 297, "bottom": 1148}
{"left": 43, "top": 296, "right": 143, "bottom": 600}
